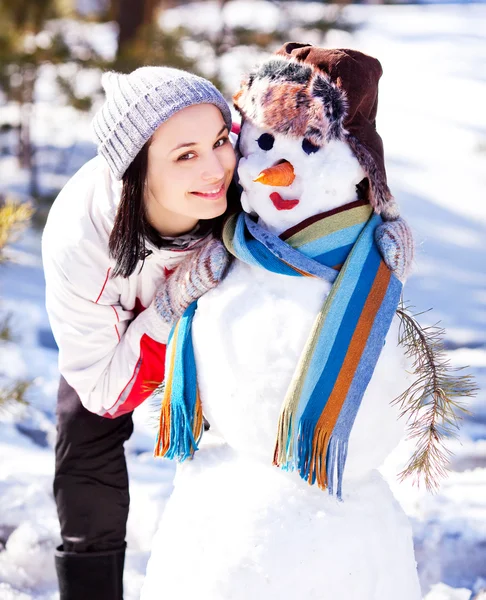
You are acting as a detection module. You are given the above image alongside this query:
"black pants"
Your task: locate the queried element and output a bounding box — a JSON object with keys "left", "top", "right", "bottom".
{"left": 54, "top": 377, "right": 133, "bottom": 553}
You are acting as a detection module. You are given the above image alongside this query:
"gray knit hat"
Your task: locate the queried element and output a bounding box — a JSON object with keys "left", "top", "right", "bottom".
{"left": 91, "top": 66, "right": 233, "bottom": 180}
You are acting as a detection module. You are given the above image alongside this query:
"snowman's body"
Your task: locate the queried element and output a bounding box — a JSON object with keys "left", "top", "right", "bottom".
{"left": 141, "top": 124, "right": 421, "bottom": 600}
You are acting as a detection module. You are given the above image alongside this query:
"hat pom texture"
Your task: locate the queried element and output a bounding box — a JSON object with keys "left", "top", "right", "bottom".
{"left": 233, "top": 45, "right": 394, "bottom": 215}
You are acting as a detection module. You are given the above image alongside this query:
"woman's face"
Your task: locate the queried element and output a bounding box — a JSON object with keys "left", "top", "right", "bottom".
{"left": 145, "top": 103, "right": 236, "bottom": 237}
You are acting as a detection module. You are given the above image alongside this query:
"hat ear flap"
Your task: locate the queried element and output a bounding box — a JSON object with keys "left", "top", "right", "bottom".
{"left": 346, "top": 134, "right": 398, "bottom": 218}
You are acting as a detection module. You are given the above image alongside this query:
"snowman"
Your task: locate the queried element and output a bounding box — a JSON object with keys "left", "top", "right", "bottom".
{"left": 141, "top": 44, "right": 421, "bottom": 600}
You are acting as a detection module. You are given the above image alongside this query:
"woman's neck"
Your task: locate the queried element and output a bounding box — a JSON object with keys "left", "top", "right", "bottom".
{"left": 146, "top": 205, "right": 199, "bottom": 237}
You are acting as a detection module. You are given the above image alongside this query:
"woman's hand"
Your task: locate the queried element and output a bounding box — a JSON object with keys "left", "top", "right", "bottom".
{"left": 375, "top": 217, "right": 414, "bottom": 282}
{"left": 154, "top": 238, "right": 231, "bottom": 326}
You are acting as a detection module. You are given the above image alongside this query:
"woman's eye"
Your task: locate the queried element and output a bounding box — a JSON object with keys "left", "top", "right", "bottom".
{"left": 177, "top": 152, "right": 196, "bottom": 161}
{"left": 178, "top": 137, "right": 228, "bottom": 161}
{"left": 302, "top": 138, "right": 319, "bottom": 155}
{"left": 214, "top": 137, "right": 228, "bottom": 148}
{"left": 257, "top": 133, "right": 275, "bottom": 151}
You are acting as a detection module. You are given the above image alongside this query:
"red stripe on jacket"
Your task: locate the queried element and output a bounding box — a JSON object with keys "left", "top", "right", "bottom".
{"left": 95, "top": 267, "right": 111, "bottom": 303}
{"left": 104, "top": 334, "right": 167, "bottom": 418}
{"left": 105, "top": 301, "right": 167, "bottom": 418}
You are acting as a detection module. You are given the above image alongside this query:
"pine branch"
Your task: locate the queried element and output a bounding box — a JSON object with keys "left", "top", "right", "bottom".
{"left": 394, "top": 303, "right": 477, "bottom": 492}
{"left": 0, "top": 379, "right": 31, "bottom": 410}
{"left": 0, "top": 196, "right": 33, "bottom": 262}
{"left": 0, "top": 313, "right": 13, "bottom": 342}
{"left": 146, "top": 380, "right": 165, "bottom": 432}
{"left": 142, "top": 379, "right": 163, "bottom": 396}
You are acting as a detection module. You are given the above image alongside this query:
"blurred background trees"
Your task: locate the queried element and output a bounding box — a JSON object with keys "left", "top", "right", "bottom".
{"left": 0, "top": 0, "right": 352, "bottom": 206}
{"left": 0, "top": 0, "right": 105, "bottom": 197}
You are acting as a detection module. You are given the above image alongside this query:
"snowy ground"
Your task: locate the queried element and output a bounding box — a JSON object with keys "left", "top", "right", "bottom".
{"left": 0, "top": 3, "right": 485, "bottom": 599}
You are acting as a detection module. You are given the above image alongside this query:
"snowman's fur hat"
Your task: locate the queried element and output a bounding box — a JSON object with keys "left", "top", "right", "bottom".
{"left": 233, "top": 44, "right": 399, "bottom": 218}
{"left": 233, "top": 57, "right": 348, "bottom": 147}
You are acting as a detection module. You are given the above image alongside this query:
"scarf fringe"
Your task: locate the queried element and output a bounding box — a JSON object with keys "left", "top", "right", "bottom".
{"left": 154, "top": 386, "right": 203, "bottom": 460}
{"left": 285, "top": 419, "right": 349, "bottom": 500}
{"left": 296, "top": 421, "right": 330, "bottom": 488}
{"left": 154, "top": 303, "right": 203, "bottom": 461}
{"left": 326, "top": 437, "right": 348, "bottom": 500}
{"left": 273, "top": 410, "right": 294, "bottom": 469}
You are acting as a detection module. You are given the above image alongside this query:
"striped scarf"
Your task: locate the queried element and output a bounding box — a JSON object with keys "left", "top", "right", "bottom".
{"left": 155, "top": 200, "right": 402, "bottom": 499}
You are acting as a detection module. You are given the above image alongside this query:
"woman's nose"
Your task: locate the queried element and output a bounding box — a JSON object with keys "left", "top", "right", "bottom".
{"left": 201, "top": 153, "right": 226, "bottom": 181}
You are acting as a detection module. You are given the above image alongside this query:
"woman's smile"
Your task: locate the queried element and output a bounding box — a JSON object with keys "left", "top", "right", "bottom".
{"left": 191, "top": 182, "right": 226, "bottom": 200}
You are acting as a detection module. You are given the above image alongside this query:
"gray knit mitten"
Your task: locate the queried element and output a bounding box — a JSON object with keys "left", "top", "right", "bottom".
{"left": 375, "top": 217, "right": 414, "bottom": 281}
{"left": 154, "top": 238, "right": 231, "bottom": 326}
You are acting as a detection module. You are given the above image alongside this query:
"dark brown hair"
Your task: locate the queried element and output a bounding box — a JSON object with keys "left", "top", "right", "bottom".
{"left": 109, "top": 141, "right": 241, "bottom": 278}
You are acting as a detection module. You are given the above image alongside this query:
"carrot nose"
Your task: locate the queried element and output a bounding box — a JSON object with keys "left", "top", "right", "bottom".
{"left": 253, "top": 160, "right": 295, "bottom": 187}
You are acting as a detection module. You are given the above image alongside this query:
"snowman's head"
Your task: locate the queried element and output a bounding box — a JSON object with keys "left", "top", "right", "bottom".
{"left": 233, "top": 45, "right": 398, "bottom": 232}
{"left": 237, "top": 121, "right": 365, "bottom": 235}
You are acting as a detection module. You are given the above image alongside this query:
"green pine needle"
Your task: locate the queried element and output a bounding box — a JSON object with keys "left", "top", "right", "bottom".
{"left": 394, "top": 303, "right": 477, "bottom": 492}
{"left": 146, "top": 380, "right": 166, "bottom": 432}
{"left": 0, "top": 379, "right": 31, "bottom": 410}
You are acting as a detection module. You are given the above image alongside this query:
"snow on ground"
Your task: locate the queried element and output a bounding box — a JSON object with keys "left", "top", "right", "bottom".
{"left": 0, "top": 3, "right": 485, "bottom": 599}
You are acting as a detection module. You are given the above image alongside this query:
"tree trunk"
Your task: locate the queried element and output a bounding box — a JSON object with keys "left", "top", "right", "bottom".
{"left": 18, "top": 103, "right": 32, "bottom": 171}
{"left": 18, "top": 67, "right": 39, "bottom": 198}
{"left": 116, "top": 0, "right": 159, "bottom": 57}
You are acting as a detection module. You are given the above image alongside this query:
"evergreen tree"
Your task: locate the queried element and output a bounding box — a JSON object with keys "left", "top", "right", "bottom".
{"left": 0, "top": 0, "right": 105, "bottom": 198}
{"left": 0, "top": 194, "right": 33, "bottom": 409}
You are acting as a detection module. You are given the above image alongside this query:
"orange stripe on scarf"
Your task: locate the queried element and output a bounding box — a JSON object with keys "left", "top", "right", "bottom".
{"left": 154, "top": 322, "right": 180, "bottom": 457}
{"left": 281, "top": 259, "right": 315, "bottom": 277}
{"left": 309, "top": 262, "right": 392, "bottom": 488}
{"left": 192, "top": 389, "right": 203, "bottom": 451}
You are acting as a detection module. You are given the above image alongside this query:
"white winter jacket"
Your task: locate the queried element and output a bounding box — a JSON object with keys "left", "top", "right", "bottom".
{"left": 42, "top": 156, "right": 208, "bottom": 418}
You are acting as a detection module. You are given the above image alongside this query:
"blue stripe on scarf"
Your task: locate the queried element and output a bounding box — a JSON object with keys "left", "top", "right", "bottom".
{"left": 313, "top": 247, "right": 381, "bottom": 398}
{"left": 292, "top": 215, "right": 380, "bottom": 447}
{"left": 234, "top": 214, "right": 298, "bottom": 276}
{"left": 245, "top": 214, "right": 339, "bottom": 283}
{"left": 314, "top": 244, "right": 354, "bottom": 268}
{"left": 297, "top": 247, "right": 381, "bottom": 483}
{"left": 165, "top": 301, "right": 201, "bottom": 461}
{"left": 326, "top": 272, "right": 402, "bottom": 497}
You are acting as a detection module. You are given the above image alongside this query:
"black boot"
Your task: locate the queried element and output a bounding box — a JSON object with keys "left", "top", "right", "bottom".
{"left": 55, "top": 545, "right": 125, "bottom": 600}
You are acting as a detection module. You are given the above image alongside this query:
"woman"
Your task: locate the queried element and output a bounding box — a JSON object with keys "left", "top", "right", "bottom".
{"left": 42, "top": 66, "right": 238, "bottom": 600}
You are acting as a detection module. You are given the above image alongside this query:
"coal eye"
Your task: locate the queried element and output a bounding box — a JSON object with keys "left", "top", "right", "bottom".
{"left": 302, "top": 138, "right": 319, "bottom": 155}
{"left": 257, "top": 133, "right": 275, "bottom": 151}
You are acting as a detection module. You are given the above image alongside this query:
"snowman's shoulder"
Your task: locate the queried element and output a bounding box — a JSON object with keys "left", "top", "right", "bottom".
{"left": 220, "top": 259, "right": 330, "bottom": 310}
{"left": 224, "top": 259, "right": 269, "bottom": 286}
